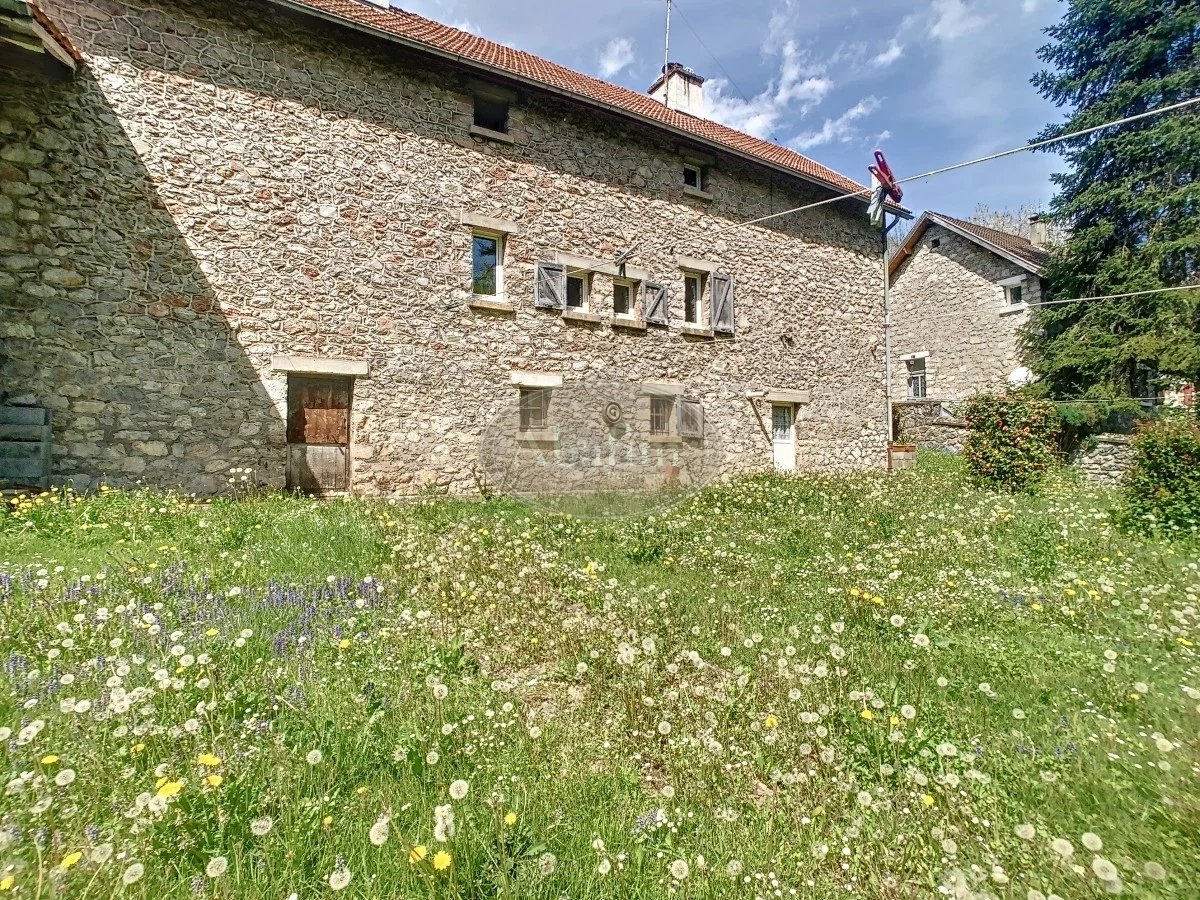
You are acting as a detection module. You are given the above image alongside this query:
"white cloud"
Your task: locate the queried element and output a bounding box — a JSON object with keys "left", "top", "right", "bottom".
{"left": 597, "top": 37, "right": 635, "bottom": 79}
{"left": 790, "top": 96, "right": 881, "bottom": 151}
{"left": 1021, "top": 0, "right": 1041, "bottom": 11}
{"left": 703, "top": 40, "right": 832, "bottom": 138}
{"left": 930, "top": 0, "right": 991, "bottom": 41}
{"left": 871, "top": 40, "right": 903, "bottom": 68}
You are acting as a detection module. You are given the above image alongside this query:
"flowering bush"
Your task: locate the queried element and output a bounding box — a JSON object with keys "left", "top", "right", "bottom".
{"left": 1121, "top": 414, "right": 1200, "bottom": 534}
{"left": 962, "top": 394, "right": 1060, "bottom": 491}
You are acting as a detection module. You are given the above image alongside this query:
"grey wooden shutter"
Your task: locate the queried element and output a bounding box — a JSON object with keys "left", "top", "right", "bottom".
{"left": 677, "top": 397, "right": 704, "bottom": 438}
{"left": 711, "top": 272, "right": 734, "bottom": 333}
{"left": 535, "top": 262, "right": 565, "bottom": 308}
{"left": 644, "top": 282, "right": 668, "bottom": 324}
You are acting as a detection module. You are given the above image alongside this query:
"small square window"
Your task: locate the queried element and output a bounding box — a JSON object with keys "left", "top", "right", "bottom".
{"left": 683, "top": 164, "right": 702, "bottom": 189}
{"left": 613, "top": 280, "right": 634, "bottom": 317}
{"left": 566, "top": 273, "right": 589, "bottom": 309}
{"left": 931, "top": 238, "right": 941, "bottom": 249}
{"left": 906, "top": 358, "right": 927, "bottom": 399}
{"left": 473, "top": 95, "right": 509, "bottom": 133}
{"left": 1004, "top": 284, "right": 1024, "bottom": 306}
{"left": 649, "top": 397, "right": 673, "bottom": 435}
{"left": 519, "top": 387, "right": 550, "bottom": 430}
{"left": 472, "top": 232, "right": 502, "bottom": 297}
{"left": 683, "top": 273, "right": 704, "bottom": 325}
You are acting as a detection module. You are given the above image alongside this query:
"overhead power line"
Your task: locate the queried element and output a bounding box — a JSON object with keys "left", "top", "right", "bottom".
{"left": 522, "top": 97, "right": 1200, "bottom": 308}
{"left": 1030, "top": 283, "right": 1200, "bottom": 308}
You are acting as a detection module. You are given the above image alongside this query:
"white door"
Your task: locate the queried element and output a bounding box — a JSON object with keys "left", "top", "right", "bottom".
{"left": 771, "top": 404, "right": 795, "bottom": 472}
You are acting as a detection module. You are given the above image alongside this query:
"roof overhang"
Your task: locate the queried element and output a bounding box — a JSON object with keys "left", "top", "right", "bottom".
{"left": 265, "top": 0, "right": 910, "bottom": 220}
{"left": 0, "top": 0, "right": 78, "bottom": 80}
{"left": 889, "top": 212, "right": 1044, "bottom": 280}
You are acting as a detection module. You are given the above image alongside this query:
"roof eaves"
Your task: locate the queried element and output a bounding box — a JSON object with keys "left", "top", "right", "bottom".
{"left": 927, "top": 213, "right": 1046, "bottom": 275}
{"left": 266, "top": 0, "right": 909, "bottom": 217}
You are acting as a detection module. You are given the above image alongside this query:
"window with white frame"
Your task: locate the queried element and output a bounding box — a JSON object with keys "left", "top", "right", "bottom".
{"left": 518, "top": 387, "right": 551, "bottom": 430}
{"left": 649, "top": 396, "right": 674, "bottom": 435}
{"left": 472, "top": 232, "right": 503, "bottom": 297}
{"left": 683, "top": 163, "right": 704, "bottom": 190}
{"left": 683, "top": 272, "right": 705, "bottom": 325}
{"left": 906, "top": 357, "right": 927, "bottom": 399}
{"left": 999, "top": 275, "right": 1027, "bottom": 307}
{"left": 565, "top": 272, "right": 590, "bottom": 310}
{"left": 612, "top": 279, "right": 635, "bottom": 318}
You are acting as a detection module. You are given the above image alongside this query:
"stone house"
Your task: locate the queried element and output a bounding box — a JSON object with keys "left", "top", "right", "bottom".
{"left": 1, "top": 0, "right": 899, "bottom": 497}
{"left": 888, "top": 211, "right": 1049, "bottom": 405}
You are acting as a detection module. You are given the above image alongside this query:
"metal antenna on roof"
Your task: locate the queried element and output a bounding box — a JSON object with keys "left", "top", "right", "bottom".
{"left": 662, "top": 0, "right": 672, "bottom": 109}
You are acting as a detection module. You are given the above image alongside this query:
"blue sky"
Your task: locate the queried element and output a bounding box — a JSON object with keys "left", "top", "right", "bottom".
{"left": 396, "top": 0, "right": 1071, "bottom": 220}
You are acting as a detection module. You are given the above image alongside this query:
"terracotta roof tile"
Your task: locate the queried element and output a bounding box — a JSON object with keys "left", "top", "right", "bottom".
{"left": 930, "top": 213, "right": 1050, "bottom": 271}
{"left": 282, "top": 0, "right": 874, "bottom": 200}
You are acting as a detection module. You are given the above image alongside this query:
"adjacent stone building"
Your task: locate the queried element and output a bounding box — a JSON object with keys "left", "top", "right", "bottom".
{"left": 1, "top": 0, "right": 897, "bottom": 497}
{"left": 888, "top": 212, "right": 1048, "bottom": 405}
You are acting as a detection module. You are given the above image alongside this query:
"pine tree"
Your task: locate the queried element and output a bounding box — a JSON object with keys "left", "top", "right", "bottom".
{"left": 1026, "top": 0, "right": 1200, "bottom": 415}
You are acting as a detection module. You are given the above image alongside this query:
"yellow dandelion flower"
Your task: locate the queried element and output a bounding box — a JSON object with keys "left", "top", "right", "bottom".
{"left": 60, "top": 852, "right": 83, "bottom": 869}
{"left": 322, "top": 815, "right": 333, "bottom": 827}
{"left": 409, "top": 845, "right": 428, "bottom": 864}
{"left": 433, "top": 851, "right": 452, "bottom": 872}
{"left": 131, "top": 743, "right": 145, "bottom": 754}
{"left": 0, "top": 875, "right": 14, "bottom": 891}
{"left": 890, "top": 715, "right": 900, "bottom": 726}
{"left": 204, "top": 774, "right": 223, "bottom": 788}
{"left": 40, "top": 755, "right": 60, "bottom": 765}
{"left": 1130, "top": 692, "right": 1141, "bottom": 700}
{"left": 763, "top": 714, "right": 780, "bottom": 729}
{"left": 849, "top": 587, "right": 862, "bottom": 597}
{"left": 205, "top": 628, "right": 218, "bottom": 637}
{"left": 198, "top": 753, "right": 221, "bottom": 767}
{"left": 338, "top": 639, "right": 351, "bottom": 650}
{"left": 156, "top": 780, "right": 184, "bottom": 798}
{"left": 921, "top": 794, "right": 935, "bottom": 807}
{"left": 504, "top": 812, "right": 517, "bottom": 826}
{"left": 860, "top": 709, "right": 874, "bottom": 721}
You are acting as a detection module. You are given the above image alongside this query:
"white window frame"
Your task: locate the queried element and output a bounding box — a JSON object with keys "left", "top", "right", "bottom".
{"left": 471, "top": 229, "right": 504, "bottom": 299}
{"left": 998, "top": 274, "right": 1027, "bottom": 308}
{"left": 906, "top": 356, "right": 928, "bottom": 400}
{"left": 682, "top": 272, "right": 705, "bottom": 325}
{"left": 683, "top": 163, "right": 703, "bottom": 190}
{"left": 565, "top": 271, "right": 590, "bottom": 311}
{"left": 612, "top": 278, "right": 637, "bottom": 319}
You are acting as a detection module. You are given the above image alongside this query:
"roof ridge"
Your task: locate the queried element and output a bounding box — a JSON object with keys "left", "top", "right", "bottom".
{"left": 930, "top": 211, "right": 1037, "bottom": 247}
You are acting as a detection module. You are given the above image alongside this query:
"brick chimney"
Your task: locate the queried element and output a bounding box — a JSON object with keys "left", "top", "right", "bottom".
{"left": 648, "top": 63, "right": 705, "bottom": 117}
{"left": 1028, "top": 214, "right": 1050, "bottom": 248}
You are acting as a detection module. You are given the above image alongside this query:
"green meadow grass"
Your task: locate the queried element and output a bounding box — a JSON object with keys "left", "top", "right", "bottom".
{"left": 0, "top": 455, "right": 1197, "bottom": 898}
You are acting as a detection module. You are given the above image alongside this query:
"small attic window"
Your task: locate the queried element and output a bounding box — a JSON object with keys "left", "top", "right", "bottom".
{"left": 473, "top": 95, "right": 509, "bottom": 133}
{"left": 683, "top": 164, "right": 702, "bottom": 188}
{"left": 931, "top": 238, "right": 941, "bottom": 249}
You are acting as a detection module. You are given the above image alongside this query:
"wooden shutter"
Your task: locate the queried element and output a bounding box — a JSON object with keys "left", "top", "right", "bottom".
{"left": 644, "top": 282, "right": 668, "bottom": 324}
{"left": 535, "top": 262, "right": 565, "bottom": 308}
{"left": 711, "top": 272, "right": 734, "bottom": 333}
{"left": 677, "top": 397, "right": 704, "bottom": 438}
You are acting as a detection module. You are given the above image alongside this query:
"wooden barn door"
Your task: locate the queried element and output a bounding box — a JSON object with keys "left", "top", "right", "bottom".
{"left": 286, "top": 375, "right": 351, "bottom": 494}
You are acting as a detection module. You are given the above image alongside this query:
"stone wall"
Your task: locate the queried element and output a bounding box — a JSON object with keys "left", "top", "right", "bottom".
{"left": 0, "top": 0, "right": 887, "bottom": 496}
{"left": 1069, "top": 434, "right": 1134, "bottom": 486}
{"left": 891, "top": 400, "right": 967, "bottom": 453}
{"left": 889, "top": 223, "right": 1041, "bottom": 403}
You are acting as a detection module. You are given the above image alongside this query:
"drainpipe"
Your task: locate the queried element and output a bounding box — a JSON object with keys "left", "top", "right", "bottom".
{"left": 882, "top": 213, "right": 900, "bottom": 445}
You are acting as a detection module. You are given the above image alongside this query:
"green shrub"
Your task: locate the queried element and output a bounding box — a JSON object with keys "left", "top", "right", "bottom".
{"left": 1121, "top": 415, "right": 1200, "bottom": 535}
{"left": 962, "top": 394, "right": 1060, "bottom": 491}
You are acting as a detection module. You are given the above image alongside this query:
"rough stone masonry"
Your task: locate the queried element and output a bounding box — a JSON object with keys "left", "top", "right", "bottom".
{"left": 888, "top": 222, "right": 1042, "bottom": 404}
{"left": 0, "top": 0, "right": 888, "bottom": 496}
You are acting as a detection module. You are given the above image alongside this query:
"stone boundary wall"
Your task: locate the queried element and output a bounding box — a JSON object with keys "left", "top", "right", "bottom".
{"left": 892, "top": 400, "right": 967, "bottom": 453}
{"left": 1069, "top": 434, "right": 1134, "bottom": 486}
